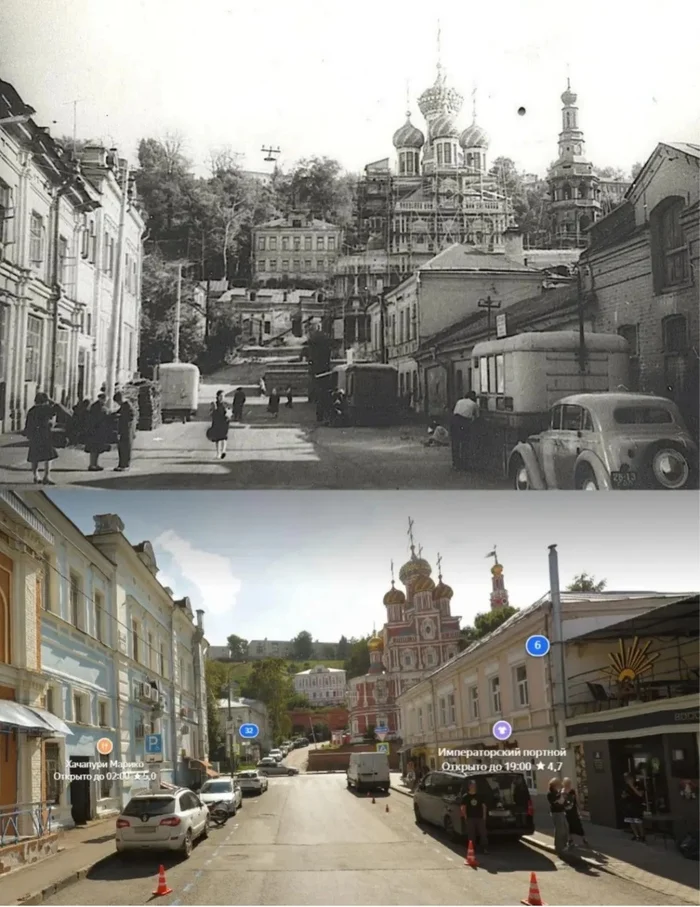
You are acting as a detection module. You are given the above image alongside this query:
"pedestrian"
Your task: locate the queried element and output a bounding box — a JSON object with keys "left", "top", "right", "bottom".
{"left": 232, "top": 387, "right": 246, "bottom": 422}
{"left": 23, "top": 392, "right": 61, "bottom": 485}
{"left": 425, "top": 419, "right": 450, "bottom": 447}
{"left": 547, "top": 777, "right": 570, "bottom": 855}
{"left": 285, "top": 385, "right": 293, "bottom": 408}
{"left": 562, "top": 778, "right": 589, "bottom": 848}
{"left": 113, "top": 391, "right": 135, "bottom": 472}
{"left": 620, "top": 772, "right": 646, "bottom": 842}
{"left": 268, "top": 387, "right": 280, "bottom": 418}
{"left": 207, "top": 390, "right": 230, "bottom": 460}
{"left": 67, "top": 398, "right": 90, "bottom": 447}
{"left": 450, "top": 390, "right": 479, "bottom": 469}
{"left": 84, "top": 393, "right": 112, "bottom": 472}
{"left": 461, "top": 779, "right": 489, "bottom": 853}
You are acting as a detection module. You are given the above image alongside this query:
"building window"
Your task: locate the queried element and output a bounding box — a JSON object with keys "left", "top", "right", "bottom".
{"left": 0, "top": 180, "right": 11, "bottom": 247}
{"left": 282, "top": 237, "right": 289, "bottom": 250}
{"left": 417, "top": 707, "right": 423, "bottom": 732}
{"left": 30, "top": 212, "right": 44, "bottom": 263}
{"left": 45, "top": 686, "right": 55, "bottom": 715}
{"left": 98, "top": 700, "right": 109, "bottom": 728}
{"left": 317, "top": 237, "right": 325, "bottom": 250}
{"left": 45, "top": 742, "right": 61, "bottom": 805}
{"left": 58, "top": 236, "right": 68, "bottom": 283}
{"left": 259, "top": 260, "right": 266, "bottom": 272}
{"left": 55, "top": 328, "right": 69, "bottom": 389}
{"left": 95, "top": 590, "right": 106, "bottom": 644}
{"left": 447, "top": 692, "right": 456, "bottom": 725}
{"left": 617, "top": 325, "right": 640, "bottom": 390}
{"left": 269, "top": 259, "right": 277, "bottom": 271}
{"left": 293, "top": 259, "right": 300, "bottom": 272}
{"left": 70, "top": 572, "right": 85, "bottom": 631}
{"left": 468, "top": 686, "right": 479, "bottom": 719}
{"left": 513, "top": 664, "right": 529, "bottom": 707}
{"left": 427, "top": 702, "right": 434, "bottom": 729}
{"left": 269, "top": 237, "right": 277, "bottom": 251}
{"left": 258, "top": 236, "right": 266, "bottom": 250}
{"left": 438, "top": 696, "right": 447, "bottom": 726}
{"left": 662, "top": 314, "right": 690, "bottom": 401}
{"left": 25, "top": 315, "right": 43, "bottom": 383}
{"left": 651, "top": 197, "right": 689, "bottom": 292}
{"left": 88, "top": 221, "right": 96, "bottom": 263}
{"left": 132, "top": 619, "right": 140, "bottom": 662}
{"left": 305, "top": 237, "right": 312, "bottom": 251}
{"left": 293, "top": 237, "right": 301, "bottom": 251}
{"left": 264, "top": 320, "right": 271, "bottom": 334}
{"left": 73, "top": 691, "right": 86, "bottom": 724}
{"left": 147, "top": 631, "right": 155, "bottom": 671}
{"left": 304, "top": 260, "right": 311, "bottom": 271}
{"left": 328, "top": 237, "right": 336, "bottom": 251}
{"left": 160, "top": 641, "right": 166, "bottom": 677}
{"left": 489, "top": 676, "right": 501, "bottom": 714}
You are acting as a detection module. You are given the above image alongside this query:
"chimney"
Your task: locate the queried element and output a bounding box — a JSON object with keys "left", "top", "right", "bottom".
{"left": 80, "top": 145, "right": 108, "bottom": 168}
{"left": 196, "top": 609, "right": 204, "bottom": 630}
{"left": 93, "top": 513, "right": 125, "bottom": 535}
{"left": 503, "top": 226, "right": 524, "bottom": 265}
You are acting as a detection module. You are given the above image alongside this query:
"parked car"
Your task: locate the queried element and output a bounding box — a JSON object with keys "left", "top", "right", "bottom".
{"left": 257, "top": 758, "right": 299, "bottom": 776}
{"left": 346, "top": 752, "right": 390, "bottom": 793}
{"left": 115, "top": 788, "right": 209, "bottom": 858}
{"left": 268, "top": 749, "right": 284, "bottom": 762}
{"left": 197, "top": 777, "right": 243, "bottom": 816}
{"left": 413, "top": 771, "right": 535, "bottom": 842}
{"left": 508, "top": 393, "right": 698, "bottom": 491}
{"left": 236, "top": 770, "right": 269, "bottom": 795}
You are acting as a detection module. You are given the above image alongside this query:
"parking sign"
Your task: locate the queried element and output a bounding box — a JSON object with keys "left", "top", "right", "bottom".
{"left": 144, "top": 733, "right": 163, "bottom": 763}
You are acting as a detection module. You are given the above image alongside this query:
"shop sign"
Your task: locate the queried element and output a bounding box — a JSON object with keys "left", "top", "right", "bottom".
{"left": 567, "top": 706, "right": 700, "bottom": 738}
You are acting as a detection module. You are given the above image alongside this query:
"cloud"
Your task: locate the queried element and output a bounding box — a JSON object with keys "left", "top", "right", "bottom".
{"left": 153, "top": 530, "right": 241, "bottom": 618}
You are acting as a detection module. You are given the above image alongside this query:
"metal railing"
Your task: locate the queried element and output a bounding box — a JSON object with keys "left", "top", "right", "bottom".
{"left": 0, "top": 801, "right": 56, "bottom": 846}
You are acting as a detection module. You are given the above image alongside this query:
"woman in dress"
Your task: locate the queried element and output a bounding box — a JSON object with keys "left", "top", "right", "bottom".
{"left": 84, "top": 393, "right": 112, "bottom": 471}
{"left": 562, "top": 777, "right": 590, "bottom": 847}
{"left": 24, "top": 392, "right": 60, "bottom": 484}
{"left": 547, "top": 777, "right": 570, "bottom": 855}
{"left": 267, "top": 387, "right": 280, "bottom": 418}
{"left": 621, "top": 772, "right": 647, "bottom": 842}
{"left": 208, "top": 390, "right": 230, "bottom": 459}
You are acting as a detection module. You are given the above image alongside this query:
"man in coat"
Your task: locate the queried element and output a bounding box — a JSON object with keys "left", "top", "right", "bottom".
{"left": 113, "top": 391, "right": 135, "bottom": 471}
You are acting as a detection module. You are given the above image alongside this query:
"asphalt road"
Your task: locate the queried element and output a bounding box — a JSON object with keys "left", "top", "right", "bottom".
{"left": 41, "top": 774, "right": 688, "bottom": 906}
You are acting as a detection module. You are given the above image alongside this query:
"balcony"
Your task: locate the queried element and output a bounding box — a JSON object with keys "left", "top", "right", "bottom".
{"left": 565, "top": 595, "right": 699, "bottom": 719}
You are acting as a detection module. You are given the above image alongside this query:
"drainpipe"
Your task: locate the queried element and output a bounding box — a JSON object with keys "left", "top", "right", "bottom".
{"left": 548, "top": 545, "right": 568, "bottom": 777}
{"left": 430, "top": 676, "right": 440, "bottom": 770}
{"left": 50, "top": 175, "right": 80, "bottom": 398}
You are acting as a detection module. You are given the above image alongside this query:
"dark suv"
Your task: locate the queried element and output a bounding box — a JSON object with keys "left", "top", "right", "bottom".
{"left": 413, "top": 770, "right": 535, "bottom": 842}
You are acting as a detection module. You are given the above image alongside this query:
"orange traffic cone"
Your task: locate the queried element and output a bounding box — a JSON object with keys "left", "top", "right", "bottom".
{"left": 385, "top": 803, "right": 389, "bottom": 813}
{"left": 464, "top": 840, "right": 478, "bottom": 867}
{"left": 521, "top": 871, "right": 547, "bottom": 906}
{"left": 152, "top": 865, "right": 173, "bottom": 897}
{"left": 371, "top": 796, "right": 376, "bottom": 804}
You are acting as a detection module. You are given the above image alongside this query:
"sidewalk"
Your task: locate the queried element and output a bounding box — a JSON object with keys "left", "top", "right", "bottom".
{"left": 3, "top": 816, "right": 118, "bottom": 906}
{"left": 389, "top": 774, "right": 699, "bottom": 904}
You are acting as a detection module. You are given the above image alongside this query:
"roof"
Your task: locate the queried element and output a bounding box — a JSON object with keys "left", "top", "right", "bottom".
{"left": 295, "top": 666, "right": 345, "bottom": 675}
{"left": 571, "top": 595, "right": 699, "bottom": 641}
{"left": 420, "top": 244, "right": 540, "bottom": 273}
{"left": 256, "top": 216, "right": 340, "bottom": 230}
{"left": 662, "top": 142, "right": 700, "bottom": 159}
{"left": 553, "top": 391, "right": 683, "bottom": 410}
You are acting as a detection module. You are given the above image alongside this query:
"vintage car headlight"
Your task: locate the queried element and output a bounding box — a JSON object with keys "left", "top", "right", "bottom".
{"left": 651, "top": 448, "right": 690, "bottom": 489}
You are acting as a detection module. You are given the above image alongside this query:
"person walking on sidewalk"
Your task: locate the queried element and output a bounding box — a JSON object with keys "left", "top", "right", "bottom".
{"left": 24, "top": 392, "right": 62, "bottom": 485}
{"left": 84, "top": 393, "right": 112, "bottom": 472}
{"left": 547, "top": 777, "right": 570, "bottom": 855}
{"left": 268, "top": 387, "right": 280, "bottom": 418}
{"left": 113, "top": 392, "right": 135, "bottom": 472}
{"left": 232, "top": 387, "right": 246, "bottom": 422}
{"left": 621, "top": 772, "right": 647, "bottom": 842}
{"left": 285, "top": 385, "right": 293, "bottom": 408}
{"left": 461, "top": 779, "right": 489, "bottom": 853}
{"left": 562, "top": 777, "right": 590, "bottom": 848}
{"left": 450, "top": 391, "right": 479, "bottom": 469}
{"left": 207, "top": 390, "right": 230, "bottom": 459}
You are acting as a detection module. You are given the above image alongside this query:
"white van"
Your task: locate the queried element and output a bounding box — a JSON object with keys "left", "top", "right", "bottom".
{"left": 346, "top": 752, "right": 390, "bottom": 794}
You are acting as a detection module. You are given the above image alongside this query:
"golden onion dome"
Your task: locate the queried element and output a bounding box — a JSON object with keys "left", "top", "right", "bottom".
{"left": 491, "top": 564, "right": 503, "bottom": 576}
{"left": 368, "top": 634, "right": 384, "bottom": 652}
{"left": 433, "top": 580, "right": 454, "bottom": 600}
{"left": 399, "top": 555, "right": 432, "bottom": 585}
{"left": 383, "top": 584, "right": 406, "bottom": 606}
{"left": 413, "top": 574, "right": 436, "bottom": 594}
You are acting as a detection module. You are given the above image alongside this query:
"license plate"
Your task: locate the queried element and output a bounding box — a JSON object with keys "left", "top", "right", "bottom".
{"left": 135, "top": 827, "right": 157, "bottom": 834}
{"left": 489, "top": 810, "right": 511, "bottom": 817}
{"left": 611, "top": 470, "right": 637, "bottom": 489}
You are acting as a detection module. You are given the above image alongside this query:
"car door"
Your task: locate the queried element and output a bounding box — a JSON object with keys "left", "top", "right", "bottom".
{"left": 540, "top": 405, "right": 565, "bottom": 487}
{"left": 553, "top": 404, "right": 586, "bottom": 488}
{"left": 420, "top": 773, "right": 445, "bottom": 826}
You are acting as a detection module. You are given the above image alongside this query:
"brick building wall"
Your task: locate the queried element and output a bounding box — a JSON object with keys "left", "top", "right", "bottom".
{"left": 288, "top": 706, "right": 349, "bottom": 732}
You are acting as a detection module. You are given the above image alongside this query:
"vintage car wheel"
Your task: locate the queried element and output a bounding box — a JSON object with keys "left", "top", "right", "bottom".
{"left": 645, "top": 442, "right": 692, "bottom": 490}
{"left": 511, "top": 456, "right": 532, "bottom": 491}
{"left": 575, "top": 465, "right": 600, "bottom": 491}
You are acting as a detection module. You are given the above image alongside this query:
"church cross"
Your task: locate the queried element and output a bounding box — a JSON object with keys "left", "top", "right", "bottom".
{"left": 407, "top": 517, "right": 416, "bottom": 555}
{"left": 418, "top": 544, "right": 423, "bottom": 558}
{"left": 390, "top": 559, "right": 395, "bottom": 585}
{"left": 437, "top": 552, "right": 443, "bottom": 577}
{"left": 472, "top": 83, "right": 477, "bottom": 122}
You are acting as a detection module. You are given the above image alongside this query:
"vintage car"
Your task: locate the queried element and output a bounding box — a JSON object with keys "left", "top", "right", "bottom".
{"left": 507, "top": 393, "right": 698, "bottom": 491}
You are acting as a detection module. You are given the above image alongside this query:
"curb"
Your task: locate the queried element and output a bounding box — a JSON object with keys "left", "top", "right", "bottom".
{"left": 390, "top": 784, "right": 413, "bottom": 798}
{"left": 14, "top": 860, "right": 102, "bottom": 906}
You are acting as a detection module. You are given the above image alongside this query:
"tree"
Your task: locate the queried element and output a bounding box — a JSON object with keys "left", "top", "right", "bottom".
{"left": 344, "top": 637, "right": 370, "bottom": 680}
{"left": 242, "top": 658, "right": 294, "bottom": 742}
{"left": 593, "top": 166, "right": 627, "bottom": 180}
{"left": 567, "top": 573, "right": 607, "bottom": 592}
{"left": 337, "top": 635, "right": 350, "bottom": 659}
{"left": 205, "top": 659, "right": 234, "bottom": 761}
{"left": 459, "top": 606, "right": 518, "bottom": 650}
{"left": 275, "top": 156, "right": 355, "bottom": 225}
{"left": 292, "top": 630, "right": 314, "bottom": 661}
{"left": 631, "top": 162, "right": 643, "bottom": 180}
{"left": 226, "top": 634, "right": 248, "bottom": 660}
{"left": 287, "top": 692, "right": 311, "bottom": 709}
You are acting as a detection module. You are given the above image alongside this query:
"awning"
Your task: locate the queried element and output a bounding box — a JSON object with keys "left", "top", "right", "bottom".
{"left": 25, "top": 706, "right": 73, "bottom": 737}
{"left": 188, "top": 758, "right": 219, "bottom": 777}
{"left": 0, "top": 701, "right": 57, "bottom": 733}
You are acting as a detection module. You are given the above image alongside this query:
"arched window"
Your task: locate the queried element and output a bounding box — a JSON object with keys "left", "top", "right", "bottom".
{"left": 650, "top": 197, "right": 690, "bottom": 293}
{"left": 579, "top": 183, "right": 588, "bottom": 199}
{"left": 563, "top": 184, "right": 572, "bottom": 201}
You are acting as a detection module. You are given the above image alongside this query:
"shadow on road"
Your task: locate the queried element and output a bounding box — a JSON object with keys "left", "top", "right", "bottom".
{"left": 84, "top": 836, "right": 210, "bottom": 882}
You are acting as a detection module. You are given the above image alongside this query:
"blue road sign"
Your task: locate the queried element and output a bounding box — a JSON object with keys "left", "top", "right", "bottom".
{"left": 525, "top": 635, "right": 551, "bottom": 657}
{"left": 239, "top": 723, "right": 259, "bottom": 740}
{"left": 145, "top": 733, "right": 162, "bottom": 754}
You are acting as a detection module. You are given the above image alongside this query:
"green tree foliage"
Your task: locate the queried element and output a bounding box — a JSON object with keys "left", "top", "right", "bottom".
{"left": 274, "top": 156, "right": 356, "bottom": 226}
{"left": 226, "top": 634, "right": 248, "bottom": 660}
{"left": 242, "top": 658, "right": 294, "bottom": 741}
{"left": 337, "top": 635, "right": 350, "bottom": 659}
{"left": 287, "top": 692, "right": 312, "bottom": 709}
{"left": 489, "top": 156, "right": 553, "bottom": 248}
{"left": 291, "top": 630, "right": 314, "bottom": 660}
{"left": 135, "top": 135, "right": 197, "bottom": 257}
{"left": 566, "top": 573, "right": 607, "bottom": 592}
{"left": 459, "top": 606, "right": 518, "bottom": 650}
{"left": 205, "top": 659, "right": 234, "bottom": 761}
{"left": 344, "top": 637, "right": 370, "bottom": 679}
{"left": 631, "top": 162, "right": 643, "bottom": 180}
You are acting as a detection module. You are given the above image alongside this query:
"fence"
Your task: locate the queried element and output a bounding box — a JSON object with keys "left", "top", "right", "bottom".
{"left": 0, "top": 801, "right": 56, "bottom": 847}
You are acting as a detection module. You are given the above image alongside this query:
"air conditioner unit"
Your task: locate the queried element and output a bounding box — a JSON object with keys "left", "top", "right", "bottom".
{"left": 180, "top": 707, "right": 187, "bottom": 718}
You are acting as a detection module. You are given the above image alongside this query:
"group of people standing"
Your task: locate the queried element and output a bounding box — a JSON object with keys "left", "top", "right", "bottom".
{"left": 547, "top": 777, "right": 590, "bottom": 853}
{"left": 24, "top": 390, "right": 135, "bottom": 482}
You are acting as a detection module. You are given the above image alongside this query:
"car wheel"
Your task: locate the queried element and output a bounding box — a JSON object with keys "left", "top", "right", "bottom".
{"left": 414, "top": 803, "right": 424, "bottom": 825}
{"left": 511, "top": 456, "right": 531, "bottom": 491}
{"left": 645, "top": 441, "right": 693, "bottom": 490}
{"left": 575, "top": 465, "right": 599, "bottom": 490}
{"left": 287, "top": 769, "right": 296, "bottom": 776}
{"left": 182, "top": 829, "right": 193, "bottom": 859}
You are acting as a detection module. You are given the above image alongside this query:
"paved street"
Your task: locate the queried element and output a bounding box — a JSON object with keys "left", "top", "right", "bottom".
{"left": 0, "top": 395, "right": 508, "bottom": 490}
{"left": 38, "top": 774, "right": 692, "bottom": 907}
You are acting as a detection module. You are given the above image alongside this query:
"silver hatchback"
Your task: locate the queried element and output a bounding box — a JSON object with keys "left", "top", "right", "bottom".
{"left": 115, "top": 788, "right": 209, "bottom": 858}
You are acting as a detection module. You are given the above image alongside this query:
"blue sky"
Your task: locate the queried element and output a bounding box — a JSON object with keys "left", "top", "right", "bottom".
{"left": 1, "top": 0, "right": 699, "bottom": 177}
{"left": 47, "top": 492, "right": 700, "bottom": 647}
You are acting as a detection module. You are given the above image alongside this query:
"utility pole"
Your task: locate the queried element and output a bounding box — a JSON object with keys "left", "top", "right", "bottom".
{"left": 478, "top": 295, "right": 501, "bottom": 340}
{"left": 577, "top": 265, "right": 586, "bottom": 376}
{"left": 174, "top": 262, "right": 183, "bottom": 363}
{"left": 105, "top": 160, "right": 129, "bottom": 404}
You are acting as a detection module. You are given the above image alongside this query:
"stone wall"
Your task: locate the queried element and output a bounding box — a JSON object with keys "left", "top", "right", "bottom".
{"left": 307, "top": 744, "right": 400, "bottom": 773}
{"left": 0, "top": 832, "right": 59, "bottom": 877}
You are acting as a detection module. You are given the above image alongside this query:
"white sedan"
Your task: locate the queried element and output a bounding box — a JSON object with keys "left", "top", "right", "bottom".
{"left": 198, "top": 778, "right": 243, "bottom": 815}
{"left": 236, "top": 770, "right": 269, "bottom": 795}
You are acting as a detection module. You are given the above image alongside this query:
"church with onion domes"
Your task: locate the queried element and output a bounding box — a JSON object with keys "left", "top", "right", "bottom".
{"left": 346, "top": 519, "right": 462, "bottom": 740}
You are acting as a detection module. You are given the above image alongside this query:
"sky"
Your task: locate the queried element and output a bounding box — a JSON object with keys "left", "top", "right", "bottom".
{"left": 46, "top": 491, "right": 700, "bottom": 647}
{"left": 2, "top": 0, "right": 699, "bottom": 179}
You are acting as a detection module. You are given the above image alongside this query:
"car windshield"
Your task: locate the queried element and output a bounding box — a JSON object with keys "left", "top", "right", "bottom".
{"left": 238, "top": 772, "right": 257, "bottom": 779}
{"left": 614, "top": 406, "right": 673, "bottom": 425}
{"left": 200, "top": 781, "right": 232, "bottom": 794}
{"left": 123, "top": 797, "right": 175, "bottom": 817}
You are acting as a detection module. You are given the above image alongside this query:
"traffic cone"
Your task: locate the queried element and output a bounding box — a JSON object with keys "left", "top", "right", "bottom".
{"left": 464, "top": 840, "right": 478, "bottom": 867}
{"left": 385, "top": 803, "right": 389, "bottom": 813}
{"left": 371, "top": 796, "right": 376, "bottom": 804}
{"left": 521, "top": 871, "right": 547, "bottom": 906}
{"left": 152, "top": 865, "right": 173, "bottom": 897}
